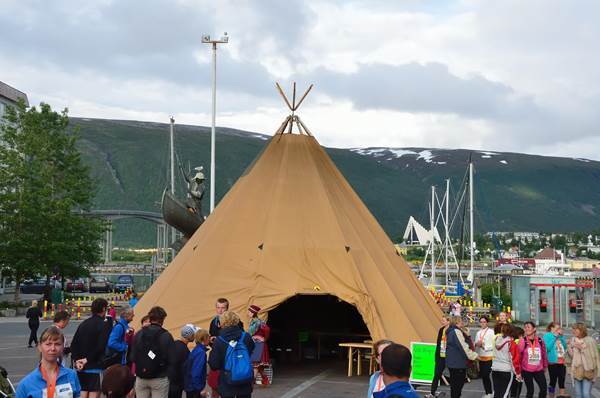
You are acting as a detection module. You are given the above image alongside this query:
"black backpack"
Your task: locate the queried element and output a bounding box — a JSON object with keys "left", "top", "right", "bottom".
{"left": 135, "top": 327, "right": 167, "bottom": 379}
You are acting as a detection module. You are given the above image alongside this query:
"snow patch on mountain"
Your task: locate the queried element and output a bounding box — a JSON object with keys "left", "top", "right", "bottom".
{"left": 388, "top": 149, "right": 418, "bottom": 158}
{"left": 416, "top": 150, "right": 435, "bottom": 163}
{"left": 350, "top": 148, "right": 388, "bottom": 157}
{"left": 351, "top": 148, "right": 441, "bottom": 163}
{"left": 500, "top": 160, "right": 508, "bottom": 164}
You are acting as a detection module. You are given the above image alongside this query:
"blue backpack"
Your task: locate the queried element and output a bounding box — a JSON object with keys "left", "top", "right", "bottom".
{"left": 219, "top": 332, "right": 253, "bottom": 385}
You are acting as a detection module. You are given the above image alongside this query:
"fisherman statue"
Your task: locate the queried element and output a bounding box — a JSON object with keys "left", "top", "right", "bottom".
{"left": 184, "top": 166, "right": 205, "bottom": 215}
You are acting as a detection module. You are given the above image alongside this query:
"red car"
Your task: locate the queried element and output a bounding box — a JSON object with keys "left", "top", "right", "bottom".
{"left": 65, "top": 278, "right": 87, "bottom": 292}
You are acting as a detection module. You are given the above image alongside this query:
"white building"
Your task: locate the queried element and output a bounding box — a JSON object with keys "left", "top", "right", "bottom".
{"left": 402, "top": 216, "right": 441, "bottom": 246}
{"left": 0, "top": 81, "right": 28, "bottom": 294}
{"left": 0, "top": 80, "right": 29, "bottom": 120}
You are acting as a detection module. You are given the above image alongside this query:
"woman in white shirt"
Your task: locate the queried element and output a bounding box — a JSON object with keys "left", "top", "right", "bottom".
{"left": 476, "top": 316, "right": 495, "bottom": 398}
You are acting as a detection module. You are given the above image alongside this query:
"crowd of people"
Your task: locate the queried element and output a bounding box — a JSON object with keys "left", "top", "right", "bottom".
{"left": 15, "top": 298, "right": 600, "bottom": 398}
{"left": 16, "top": 297, "right": 272, "bottom": 398}
{"left": 426, "top": 312, "right": 600, "bottom": 398}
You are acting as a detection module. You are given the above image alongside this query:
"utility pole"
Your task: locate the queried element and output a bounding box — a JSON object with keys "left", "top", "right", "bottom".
{"left": 202, "top": 32, "right": 229, "bottom": 214}
{"left": 169, "top": 116, "right": 176, "bottom": 244}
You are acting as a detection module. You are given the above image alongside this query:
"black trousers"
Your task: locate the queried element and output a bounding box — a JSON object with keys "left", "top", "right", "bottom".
{"left": 28, "top": 322, "right": 39, "bottom": 346}
{"left": 522, "top": 370, "right": 547, "bottom": 398}
{"left": 511, "top": 380, "right": 523, "bottom": 398}
{"left": 168, "top": 385, "right": 183, "bottom": 398}
{"left": 480, "top": 360, "right": 493, "bottom": 394}
{"left": 548, "top": 364, "right": 566, "bottom": 391}
{"left": 492, "top": 370, "right": 514, "bottom": 398}
{"left": 431, "top": 357, "right": 446, "bottom": 394}
{"left": 449, "top": 368, "right": 467, "bottom": 398}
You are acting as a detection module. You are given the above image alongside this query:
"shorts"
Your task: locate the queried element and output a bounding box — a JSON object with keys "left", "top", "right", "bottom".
{"left": 78, "top": 372, "right": 101, "bottom": 392}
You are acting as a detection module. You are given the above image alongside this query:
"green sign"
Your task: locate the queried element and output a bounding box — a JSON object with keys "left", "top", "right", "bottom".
{"left": 298, "top": 331, "right": 309, "bottom": 343}
{"left": 410, "top": 342, "right": 436, "bottom": 384}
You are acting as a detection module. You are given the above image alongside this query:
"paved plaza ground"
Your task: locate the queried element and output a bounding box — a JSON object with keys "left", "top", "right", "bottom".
{"left": 0, "top": 318, "right": 591, "bottom": 398}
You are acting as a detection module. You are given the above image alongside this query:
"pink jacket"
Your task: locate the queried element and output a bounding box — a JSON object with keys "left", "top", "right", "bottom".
{"left": 518, "top": 335, "right": 549, "bottom": 372}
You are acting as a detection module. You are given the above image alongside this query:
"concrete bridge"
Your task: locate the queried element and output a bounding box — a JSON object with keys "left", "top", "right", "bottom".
{"left": 78, "top": 210, "right": 171, "bottom": 265}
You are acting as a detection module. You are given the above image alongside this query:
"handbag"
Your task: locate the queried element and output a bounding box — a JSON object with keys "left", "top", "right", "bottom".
{"left": 101, "top": 348, "right": 123, "bottom": 368}
{"left": 101, "top": 323, "right": 126, "bottom": 368}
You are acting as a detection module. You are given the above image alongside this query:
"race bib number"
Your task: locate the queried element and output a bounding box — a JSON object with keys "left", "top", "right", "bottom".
{"left": 43, "top": 384, "right": 73, "bottom": 398}
{"left": 528, "top": 347, "right": 541, "bottom": 365}
{"left": 56, "top": 383, "right": 74, "bottom": 398}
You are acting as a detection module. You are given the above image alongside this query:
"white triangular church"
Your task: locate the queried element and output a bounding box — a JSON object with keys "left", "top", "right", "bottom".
{"left": 403, "top": 216, "right": 441, "bottom": 246}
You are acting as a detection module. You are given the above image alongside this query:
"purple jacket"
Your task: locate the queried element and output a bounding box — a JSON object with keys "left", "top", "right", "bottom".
{"left": 518, "top": 335, "right": 548, "bottom": 372}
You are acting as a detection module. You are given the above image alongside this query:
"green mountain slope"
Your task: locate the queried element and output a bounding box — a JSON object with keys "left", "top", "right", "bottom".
{"left": 71, "top": 118, "right": 600, "bottom": 247}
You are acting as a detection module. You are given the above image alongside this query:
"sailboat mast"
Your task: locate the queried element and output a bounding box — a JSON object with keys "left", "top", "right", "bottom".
{"left": 445, "top": 179, "right": 450, "bottom": 288}
{"left": 169, "top": 116, "right": 176, "bottom": 244}
{"left": 430, "top": 185, "right": 436, "bottom": 287}
{"left": 469, "top": 161, "right": 474, "bottom": 279}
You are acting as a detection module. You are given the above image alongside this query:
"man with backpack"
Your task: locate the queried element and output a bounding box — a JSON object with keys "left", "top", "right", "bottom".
{"left": 71, "top": 298, "right": 112, "bottom": 398}
{"left": 208, "top": 311, "right": 255, "bottom": 398}
{"left": 106, "top": 306, "right": 135, "bottom": 366}
{"left": 131, "top": 306, "right": 175, "bottom": 398}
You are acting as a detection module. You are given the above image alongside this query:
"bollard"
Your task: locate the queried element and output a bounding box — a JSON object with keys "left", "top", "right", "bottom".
{"left": 43, "top": 300, "right": 48, "bottom": 320}
{"left": 77, "top": 298, "right": 81, "bottom": 320}
{"left": 50, "top": 303, "right": 55, "bottom": 319}
{"left": 58, "top": 303, "right": 62, "bottom": 312}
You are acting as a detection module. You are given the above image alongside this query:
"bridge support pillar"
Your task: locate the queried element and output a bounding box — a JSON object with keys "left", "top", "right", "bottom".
{"left": 156, "top": 223, "right": 168, "bottom": 267}
{"left": 104, "top": 220, "right": 113, "bottom": 264}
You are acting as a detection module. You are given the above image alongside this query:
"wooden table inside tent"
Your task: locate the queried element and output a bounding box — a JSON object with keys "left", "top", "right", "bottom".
{"left": 338, "top": 342, "right": 374, "bottom": 377}
{"left": 315, "top": 332, "right": 370, "bottom": 360}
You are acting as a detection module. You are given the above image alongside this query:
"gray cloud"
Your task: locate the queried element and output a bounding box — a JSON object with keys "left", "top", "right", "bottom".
{"left": 301, "top": 63, "right": 544, "bottom": 120}
{"left": 1, "top": 0, "right": 599, "bottom": 160}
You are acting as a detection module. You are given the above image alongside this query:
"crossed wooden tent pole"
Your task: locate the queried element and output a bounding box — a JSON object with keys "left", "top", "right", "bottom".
{"left": 274, "top": 82, "right": 314, "bottom": 137}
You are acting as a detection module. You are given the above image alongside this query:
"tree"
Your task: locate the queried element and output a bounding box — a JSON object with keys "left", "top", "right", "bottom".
{"left": 0, "top": 101, "right": 104, "bottom": 303}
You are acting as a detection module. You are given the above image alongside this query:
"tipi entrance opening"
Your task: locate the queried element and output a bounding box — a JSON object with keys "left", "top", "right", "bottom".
{"left": 267, "top": 294, "right": 370, "bottom": 365}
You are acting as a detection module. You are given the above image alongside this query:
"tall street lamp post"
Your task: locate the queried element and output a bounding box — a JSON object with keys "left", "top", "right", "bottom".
{"left": 202, "top": 32, "right": 228, "bottom": 214}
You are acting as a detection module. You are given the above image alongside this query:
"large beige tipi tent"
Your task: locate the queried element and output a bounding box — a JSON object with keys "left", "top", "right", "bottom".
{"left": 135, "top": 85, "right": 442, "bottom": 345}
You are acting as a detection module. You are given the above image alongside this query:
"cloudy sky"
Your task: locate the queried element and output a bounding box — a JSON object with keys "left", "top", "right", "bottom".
{"left": 2, "top": 0, "right": 600, "bottom": 160}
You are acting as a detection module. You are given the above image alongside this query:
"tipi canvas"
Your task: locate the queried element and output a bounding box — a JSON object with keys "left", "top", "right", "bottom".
{"left": 135, "top": 120, "right": 442, "bottom": 344}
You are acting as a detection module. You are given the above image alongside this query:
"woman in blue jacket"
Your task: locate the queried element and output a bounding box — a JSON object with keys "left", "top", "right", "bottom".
{"left": 185, "top": 329, "right": 210, "bottom": 398}
{"left": 17, "top": 326, "right": 81, "bottom": 398}
{"left": 543, "top": 322, "right": 568, "bottom": 398}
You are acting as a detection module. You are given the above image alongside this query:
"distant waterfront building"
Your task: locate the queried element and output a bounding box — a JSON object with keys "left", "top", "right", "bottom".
{"left": 402, "top": 216, "right": 441, "bottom": 246}
{"left": 511, "top": 274, "right": 595, "bottom": 327}
{"left": 503, "top": 245, "right": 520, "bottom": 259}
{"left": 0, "top": 80, "right": 29, "bottom": 120}
{"left": 535, "top": 247, "right": 563, "bottom": 261}
{"left": 487, "top": 231, "right": 541, "bottom": 240}
{"left": 394, "top": 243, "right": 409, "bottom": 256}
{"left": 568, "top": 258, "right": 600, "bottom": 271}
{"left": 514, "top": 232, "right": 540, "bottom": 240}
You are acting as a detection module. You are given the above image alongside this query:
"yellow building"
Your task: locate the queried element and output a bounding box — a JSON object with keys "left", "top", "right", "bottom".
{"left": 568, "top": 258, "right": 600, "bottom": 270}
{"left": 394, "top": 243, "right": 409, "bottom": 256}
